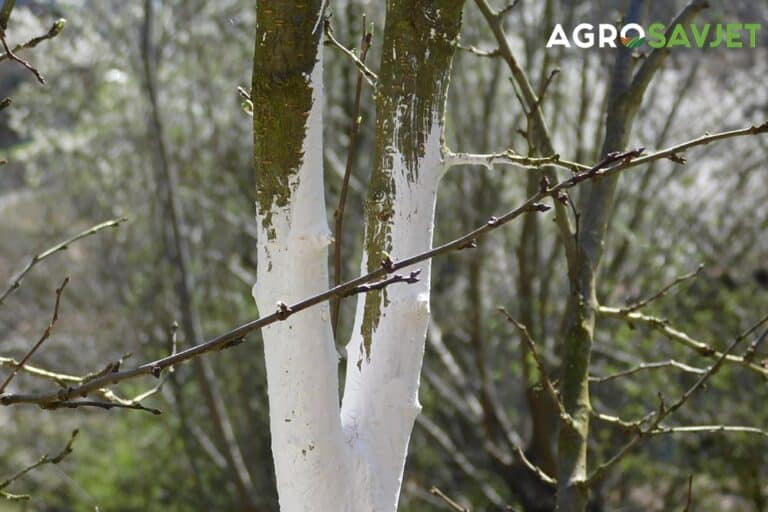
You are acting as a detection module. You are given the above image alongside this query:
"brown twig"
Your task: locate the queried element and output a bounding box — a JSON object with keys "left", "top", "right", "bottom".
{"left": 323, "top": 19, "right": 377, "bottom": 86}
{"left": 42, "top": 400, "right": 161, "bottom": 415}
{"left": 589, "top": 359, "right": 707, "bottom": 384}
{"left": 332, "top": 17, "right": 373, "bottom": 337}
{"left": 512, "top": 442, "right": 557, "bottom": 486}
{"left": 0, "top": 31, "right": 44, "bottom": 84}
{"left": 587, "top": 311, "right": 768, "bottom": 485}
{"left": 0, "top": 277, "right": 69, "bottom": 394}
{"left": 1, "top": 125, "right": 765, "bottom": 409}
{"left": 348, "top": 270, "right": 421, "bottom": 295}
{"left": 0, "top": 429, "right": 78, "bottom": 501}
{"left": 683, "top": 475, "right": 694, "bottom": 512}
{"left": 620, "top": 264, "right": 703, "bottom": 313}
{"left": 598, "top": 307, "right": 768, "bottom": 378}
{"left": 499, "top": 308, "right": 576, "bottom": 430}
{"left": 429, "top": 486, "right": 470, "bottom": 512}
{"left": 0, "top": 18, "right": 65, "bottom": 63}
{"left": 0, "top": 218, "right": 127, "bottom": 307}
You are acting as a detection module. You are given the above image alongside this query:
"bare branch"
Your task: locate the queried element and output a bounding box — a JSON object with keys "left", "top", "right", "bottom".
{"left": 589, "top": 359, "right": 707, "bottom": 384}
{"left": 41, "top": 400, "right": 161, "bottom": 415}
{"left": 0, "top": 31, "right": 44, "bottom": 84}
{"left": 442, "top": 149, "right": 588, "bottom": 173}
{"left": 1, "top": 125, "right": 765, "bottom": 409}
{"left": 598, "top": 306, "right": 768, "bottom": 378}
{"left": 0, "top": 18, "right": 65, "bottom": 63}
{"left": 513, "top": 442, "right": 557, "bottom": 487}
{"left": 620, "top": 264, "right": 703, "bottom": 313}
{"left": 683, "top": 475, "right": 694, "bottom": 512}
{"left": 0, "top": 429, "right": 78, "bottom": 501}
{"left": 323, "top": 19, "right": 377, "bottom": 86}
{"left": 429, "top": 486, "right": 470, "bottom": 512}
{"left": 0, "top": 277, "right": 69, "bottom": 394}
{"left": 499, "top": 308, "right": 576, "bottom": 430}
{"left": 587, "top": 311, "right": 768, "bottom": 485}
{"left": 348, "top": 270, "right": 421, "bottom": 295}
{"left": 332, "top": 17, "right": 373, "bottom": 336}
{"left": 649, "top": 425, "right": 768, "bottom": 437}
{"left": 0, "top": 218, "right": 127, "bottom": 307}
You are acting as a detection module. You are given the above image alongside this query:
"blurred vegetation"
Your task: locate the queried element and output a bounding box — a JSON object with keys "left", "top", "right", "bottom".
{"left": 0, "top": 0, "right": 766, "bottom": 510}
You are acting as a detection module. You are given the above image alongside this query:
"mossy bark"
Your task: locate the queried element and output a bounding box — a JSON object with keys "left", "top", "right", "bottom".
{"left": 253, "top": 0, "right": 322, "bottom": 237}
{"left": 359, "top": 0, "right": 465, "bottom": 357}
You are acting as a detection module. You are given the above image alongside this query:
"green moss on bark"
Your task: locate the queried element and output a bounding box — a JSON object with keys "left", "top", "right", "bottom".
{"left": 360, "top": 0, "right": 465, "bottom": 359}
{"left": 252, "top": 1, "right": 323, "bottom": 238}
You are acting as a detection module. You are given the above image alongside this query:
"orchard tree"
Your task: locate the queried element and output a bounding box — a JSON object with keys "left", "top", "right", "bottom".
{"left": 2, "top": 1, "right": 767, "bottom": 511}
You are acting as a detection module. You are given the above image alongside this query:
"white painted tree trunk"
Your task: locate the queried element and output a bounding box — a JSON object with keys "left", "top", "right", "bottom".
{"left": 253, "top": 2, "right": 465, "bottom": 510}
{"left": 254, "top": 48, "right": 356, "bottom": 511}
{"left": 340, "top": 118, "right": 444, "bottom": 511}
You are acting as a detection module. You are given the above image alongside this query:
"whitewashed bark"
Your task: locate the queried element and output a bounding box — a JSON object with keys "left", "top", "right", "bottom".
{"left": 253, "top": 1, "right": 464, "bottom": 510}
{"left": 340, "top": 118, "right": 443, "bottom": 511}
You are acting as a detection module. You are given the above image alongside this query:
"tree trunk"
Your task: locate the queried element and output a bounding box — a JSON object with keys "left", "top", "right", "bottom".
{"left": 253, "top": 1, "right": 465, "bottom": 509}
{"left": 340, "top": 1, "right": 464, "bottom": 509}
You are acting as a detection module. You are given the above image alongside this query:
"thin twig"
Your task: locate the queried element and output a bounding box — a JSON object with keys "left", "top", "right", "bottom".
{"left": 456, "top": 43, "right": 499, "bottom": 58}
{"left": 683, "top": 475, "right": 694, "bottom": 512}
{"left": 499, "top": 308, "right": 576, "bottom": 430}
{"left": 598, "top": 306, "right": 768, "bottom": 378}
{"left": 332, "top": 17, "right": 372, "bottom": 337}
{"left": 0, "top": 31, "right": 44, "bottom": 84}
{"left": 589, "top": 359, "right": 707, "bottom": 384}
{"left": 0, "top": 217, "right": 127, "bottom": 307}
{"left": 442, "top": 149, "right": 588, "bottom": 174}
{"left": 2, "top": 125, "right": 766, "bottom": 409}
{"left": 42, "top": 400, "right": 161, "bottom": 415}
{"left": 0, "top": 277, "right": 69, "bottom": 394}
{"left": 0, "top": 18, "right": 65, "bottom": 63}
{"left": 429, "top": 486, "right": 470, "bottom": 512}
{"left": 348, "top": 270, "right": 421, "bottom": 295}
{"left": 529, "top": 68, "right": 560, "bottom": 118}
{"left": 650, "top": 425, "right": 768, "bottom": 437}
{"left": 323, "top": 19, "right": 377, "bottom": 86}
{"left": 587, "top": 311, "right": 768, "bottom": 485}
{"left": 0, "top": 429, "right": 78, "bottom": 501}
{"left": 513, "top": 442, "right": 557, "bottom": 486}
{"left": 621, "top": 264, "right": 703, "bottom": 313}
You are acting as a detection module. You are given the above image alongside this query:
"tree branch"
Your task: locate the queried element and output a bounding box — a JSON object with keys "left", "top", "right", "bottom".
{"left": 0, "top": 277, "right": 69, "bottom": 394}
{"left": 0, "top": 18, "right": 65, "bottom": 63}
{"left": 499, "top": 308, "right": 576, "bottom": 430}
{"left": 323, "top": 19, "right": 377, "bottom": 86}
{"left": 589, "top": 359, "right": 707, "bottom": 384}
{"left": 1, "top": 124, "right": 765, "bottom": 408}
{"left": 598, "top": 306, "right": 768, "bottom": 378}
{"left": 332, "top": 17, "right": 373, "bottom": 336}
{"left": 0, "top": 218, "right": 127, "bottom": 307}
{"left": 442, "top": 149, "right": 588, "bottom": 173}
{"left": 620, "top": 264, "right": 703, "bottom": 314}
{"left": 587, "top": 311, "right": 768, "bottom": 485}
{"left": 0, "top": 429, "right": 78, "bottom": 501}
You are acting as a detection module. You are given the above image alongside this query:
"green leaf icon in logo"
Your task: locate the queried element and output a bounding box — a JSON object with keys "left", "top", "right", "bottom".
{"left": 624, "top": 36, "right": 646, "bottom": 48}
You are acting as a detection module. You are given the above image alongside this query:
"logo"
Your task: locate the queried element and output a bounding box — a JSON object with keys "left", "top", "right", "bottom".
{"left": 547, "top": 23, "right": 762, "bottom": 49}
{"left": 621, "top": 36, "right": 646, "bottom": 48}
